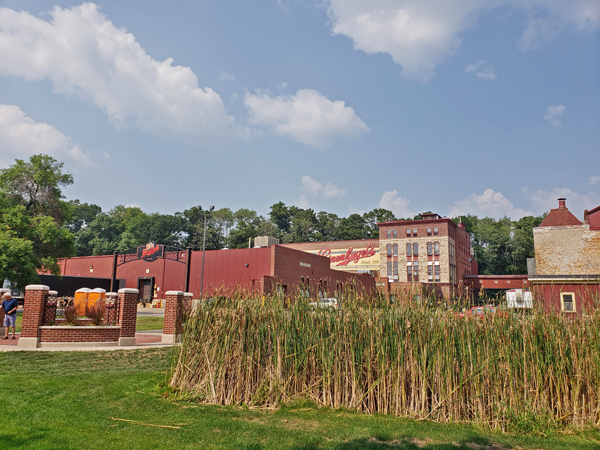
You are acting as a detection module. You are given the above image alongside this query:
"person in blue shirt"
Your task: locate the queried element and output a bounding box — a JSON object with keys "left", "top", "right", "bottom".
{"left": 2, "top": 292, "right": 18, "bottom": 339}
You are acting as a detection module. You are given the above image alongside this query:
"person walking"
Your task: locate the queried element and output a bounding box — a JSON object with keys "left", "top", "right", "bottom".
{"left": 2, "top": 292, "right": 18, "bottom": 339}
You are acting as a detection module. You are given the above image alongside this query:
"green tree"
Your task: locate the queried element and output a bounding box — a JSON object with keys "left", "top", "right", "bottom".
{"left": 363, "top": 208, "right": 396, "bottom": 238}
{"left": 0, "top": 154, "right": 73, "bottom": 223}
{"left": 0, "top": 155, "right": 77, "bottom": 287}
{"left": 509, "top": 215, "right": 545, "bottom": 274}
{"left": 338, "top": 213, "right": 367, "bottom": 240}
{"left": 66, "top": 200, "right": 102, "bottom": 233}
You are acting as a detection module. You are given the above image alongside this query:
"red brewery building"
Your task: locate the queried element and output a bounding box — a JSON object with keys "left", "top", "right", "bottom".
{"left": 54, "top": 243, "right": 375, "bottom": 301}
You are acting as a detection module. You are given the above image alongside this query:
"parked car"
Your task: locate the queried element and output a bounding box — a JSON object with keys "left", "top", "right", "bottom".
{"left": 309, "top": 298, "right": 341, "bottom": 311}
{"left": 455, "top": 305, "right": 505, "bottom": 319}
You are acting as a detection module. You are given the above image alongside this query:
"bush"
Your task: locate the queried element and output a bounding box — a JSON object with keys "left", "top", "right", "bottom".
{"left": 85, "top": 301, "right": 106, "bottom": 326}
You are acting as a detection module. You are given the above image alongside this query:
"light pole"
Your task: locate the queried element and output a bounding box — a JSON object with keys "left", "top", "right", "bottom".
{"left": 199, "top": 205, "right": 214, "bottom": 299}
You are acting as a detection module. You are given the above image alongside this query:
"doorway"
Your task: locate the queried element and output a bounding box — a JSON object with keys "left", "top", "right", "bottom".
{"left": 137, "top": 277, "right": 155, "bottom": 304}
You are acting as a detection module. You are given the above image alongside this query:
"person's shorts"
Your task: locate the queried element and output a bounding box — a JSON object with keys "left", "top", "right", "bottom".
{"left": 3, "top": 314, "right": 16, "bottom": 327}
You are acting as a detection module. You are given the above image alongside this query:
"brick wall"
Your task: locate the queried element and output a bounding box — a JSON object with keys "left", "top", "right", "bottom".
{"left": 118, "top": 289, "right": 139, "bottom": 338}
{"left": 270, "top": 245, "right": 375, "bottom": 298}
{"left": 534, "top": 225, "right": 600, "bottom": 275}
{"left": 39, "top": 327, "right": 120, "bottom": 342}
{"left": 20, "top": 285, "right": 49, "bottom": 338}
{"left": 163, "top": 291, "right": 183, "bottom": 336}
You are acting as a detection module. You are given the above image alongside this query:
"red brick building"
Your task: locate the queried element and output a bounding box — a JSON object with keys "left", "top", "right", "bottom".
{"left": 55, "top": 245, "right": 375, "bottom": 301}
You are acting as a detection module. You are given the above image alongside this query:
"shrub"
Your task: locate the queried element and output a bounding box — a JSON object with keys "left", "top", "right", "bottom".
{"left": 85, "top": 301, "right": 106, "bottom": 326}
{"left": 64, "top": 304, "right": 78, "bottom": 325}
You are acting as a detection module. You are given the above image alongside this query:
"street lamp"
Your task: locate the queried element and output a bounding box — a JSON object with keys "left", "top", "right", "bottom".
{"left": 199, "top": 205, "right": 214, "bottom": 299}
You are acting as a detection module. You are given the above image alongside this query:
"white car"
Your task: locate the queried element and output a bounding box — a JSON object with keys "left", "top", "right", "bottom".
{"left": 309, "top": 298, "right": 340, "bottom": 311}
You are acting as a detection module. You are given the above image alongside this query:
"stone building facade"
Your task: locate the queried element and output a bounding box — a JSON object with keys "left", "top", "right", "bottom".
{"left": 533, "top": 199, "right": 600, "bottom": 275}
{"left": 377, "top": 213, "right": 475, "bottom": 299}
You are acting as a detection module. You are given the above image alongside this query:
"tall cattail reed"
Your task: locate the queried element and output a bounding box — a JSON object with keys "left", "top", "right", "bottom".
{"left": 170, "top": 290, "right": 600, "bottom": 431}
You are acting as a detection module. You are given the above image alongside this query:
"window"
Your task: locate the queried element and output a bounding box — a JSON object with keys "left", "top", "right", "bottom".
{"left": 387, "top": 230, "right": 391, "bottom": 239}
{"left": 561, "top": 292, "right": 576, "bottom": 313}
{"left": 427, "top": 228, "right": 432, "bottom": 236}
{"left": 393, "top": 230, "right": 398, "bottom": 238}
{"left": 434, "top": 227, "right": 439, "bottom": 236}
{"left": 413, "top": 228, "right": 418, "bottom": 237}
{"left": 406, "top": 243, "right": 412, "bottom": 256}
{"left": 393, "top": 261, "right": 398, "bottom": 276}
{"left": 434, "top": 242, "right": 440, "bottom": 256}
{"left": 393, "top": 244, "right": 398, "bottom": 256}
{"left": 407, "top": 262, "right": 412, "bottom": 281}
{"left": 434, "top": 265, "right": 440, "bottom": 281}
{"left": 386, "top": 244, "right": 392, "bottom": 256}
{"left": 413, "top": 243, "right": 418, "bottom": 256}
{"left": 387, "top": 261, "right": 392, "bottom": 276}
{"left": 406, "top": 229, "right": 411, "bottom": 237}
{"left": 428, "top": 264, "right": 433, "bottom": 280}
{"left": 413, "top": 261, "right": 419, "bottom": 282}
{"left": 427, "top": 242, "right": 433, "bottom": 256}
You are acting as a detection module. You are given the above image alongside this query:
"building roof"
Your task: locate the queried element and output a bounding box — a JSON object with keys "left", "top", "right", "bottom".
{"left": 538, "top": 198, "right": 582, "bottom": 227}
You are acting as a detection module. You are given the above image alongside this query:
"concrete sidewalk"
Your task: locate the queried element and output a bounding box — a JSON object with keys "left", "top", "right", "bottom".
{"left": 0, "top": 331, "right": 176, "bottom": 352}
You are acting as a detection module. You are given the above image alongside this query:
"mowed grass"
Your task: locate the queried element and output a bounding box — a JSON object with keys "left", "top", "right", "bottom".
{"left": 136, "top": 316, "right": 164, "bottom": 331}
{"left": 0, "top": 349, "right": 597, "bottom": 450}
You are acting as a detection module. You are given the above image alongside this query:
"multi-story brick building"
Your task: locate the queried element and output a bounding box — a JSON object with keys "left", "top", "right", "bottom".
{"left": 377, "top": 213, "right": 476, "bottom": 299}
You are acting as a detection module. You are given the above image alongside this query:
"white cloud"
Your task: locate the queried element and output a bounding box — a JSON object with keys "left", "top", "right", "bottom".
{"left": 544, "top": 104, "right": 565, "bottom": 127}
{"left": 0, "top": 3, "right": 238, "bottom": 143}
{"left": 295, "top": 194, "right": 310, "bottom": 209}
{"left": 465, "top": 60, "right": 496, "bottom": 80}
{"left": 449, "top": 189, "right": 532, "bottom": 219}
{"left": 244, "top": 89, "right": 369, "bottom": 147}
{"left": 102, "top": 150, "right": 110, "bottom": 161}
{"left": 124, "top": 203, "right": 141, "bottom": 209}
{"left": 220, "top": 71, "right": 235, "bottom": 82}
{"left": 379, "top": 190, "right": 414, "bottom": 218}
{"left": 349, "top": 206, "right": 366, "bottom": 215}
{"left": 301, "top": 175, "right": 347, "bottom": 199}
{"left": 0, "top": 104, "right": 94, "bottom": 170}
{"left": 523, "top": 187, "right": 600, "bottom": 220}
{"left": 325, "top": 0, "right": 600, "bottom": 82}
{"left": 589, "top": 176, "right": 600, "bottom": 186}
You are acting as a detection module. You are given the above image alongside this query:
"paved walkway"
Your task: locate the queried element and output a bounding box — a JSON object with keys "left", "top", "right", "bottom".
{"left": 0, "top": 330, "right": 175, "bottom": 352}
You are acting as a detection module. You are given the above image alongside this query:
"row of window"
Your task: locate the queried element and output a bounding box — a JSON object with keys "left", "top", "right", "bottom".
{"left": 386, "top": 242, "right": 440, "bottom": 257}
{"left": 385, "top": 227, "right": 440, "bottom": 239}
{"left": 386, "top": 260, "right": 442, "bottom": 282}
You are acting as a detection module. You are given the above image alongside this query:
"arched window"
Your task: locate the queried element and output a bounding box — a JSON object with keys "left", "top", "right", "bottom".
{"left": 427, "top": 242, "right": 433, "bottom": 256}
{"left": 406, "top": 243, "right": 412, "bottom": 256}
{"left": 386, "top": 244, "right": 392, "bottom": 256}
{"left": 413, "top": 243, "right": 418, "bottom": 256}
{"left": 393, "top": 244, "right": 398, "bottom": 256}
{"left": 434, "top": 242, "right": 439, "bottom": 256}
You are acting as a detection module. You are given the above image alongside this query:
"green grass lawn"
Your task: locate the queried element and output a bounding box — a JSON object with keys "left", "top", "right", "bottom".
{"left": 10, "top": 312, "right": 163, "bottom": 332}
{"left": 0, "top": 349, "right": 597, "bottom": 450}
{"left": 135, "top": 316, "right": 164, "bottom": 331}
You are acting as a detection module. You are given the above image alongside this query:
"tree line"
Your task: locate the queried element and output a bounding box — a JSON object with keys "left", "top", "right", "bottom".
{"left": 1, "top": 155, "right": 544, "bottom": 288}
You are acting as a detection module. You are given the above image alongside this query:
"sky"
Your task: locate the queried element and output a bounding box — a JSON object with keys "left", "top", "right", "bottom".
{"left": 1, "top": 0, "right": 599, "bottom": 221}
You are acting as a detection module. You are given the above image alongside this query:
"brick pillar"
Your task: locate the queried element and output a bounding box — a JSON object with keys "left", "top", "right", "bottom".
{"left": 0, "top": 288, "right": 10, "bottom": 336}
{"left": 18, "top": 285, "right": 49, "bottom": 348}
{"left": 118, "top": 288, "right": 139, "bottom": 347}
{"left": 162, "top": 290, "right": 184, "bottom": 344}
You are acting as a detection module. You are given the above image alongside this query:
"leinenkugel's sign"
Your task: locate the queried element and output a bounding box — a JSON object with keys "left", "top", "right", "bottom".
{"left": 137, "top": 241, "right": 164, "bottom": 262}
{"left": 316, "top": 242, "right": 379, "bottom": 271}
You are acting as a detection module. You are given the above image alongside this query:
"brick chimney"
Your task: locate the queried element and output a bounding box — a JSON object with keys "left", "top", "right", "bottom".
{"left": 558, "top": 198, "right": 566, "bottom": 209}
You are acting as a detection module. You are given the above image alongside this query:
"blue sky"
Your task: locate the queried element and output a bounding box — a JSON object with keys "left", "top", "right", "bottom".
{"left": 1, "top": 0, "right": 599, "bottom": 220}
